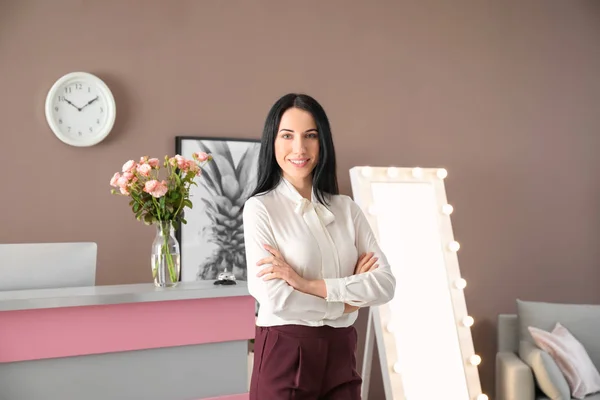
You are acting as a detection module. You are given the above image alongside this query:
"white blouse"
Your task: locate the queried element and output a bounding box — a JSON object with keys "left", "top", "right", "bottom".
{"left": 243, "top": 177, "right": 396, "bottom": 328}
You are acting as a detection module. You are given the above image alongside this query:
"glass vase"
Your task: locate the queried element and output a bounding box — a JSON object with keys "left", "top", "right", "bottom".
{"left": 151, "top": 220, "right": 181, "bottom": 288}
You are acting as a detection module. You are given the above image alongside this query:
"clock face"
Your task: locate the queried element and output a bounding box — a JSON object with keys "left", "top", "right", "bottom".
{"left": 45, "top": 72, "right": 116, "bottom": 147}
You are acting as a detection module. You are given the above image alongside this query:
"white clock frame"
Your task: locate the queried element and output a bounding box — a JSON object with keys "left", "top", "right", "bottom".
{"left": 44, "top": 72, "right": 116, "bottom": 147}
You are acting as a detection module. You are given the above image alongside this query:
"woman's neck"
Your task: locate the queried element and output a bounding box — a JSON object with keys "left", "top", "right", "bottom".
{"left": 283, "top": 175, "right": 313, "bottom": 200}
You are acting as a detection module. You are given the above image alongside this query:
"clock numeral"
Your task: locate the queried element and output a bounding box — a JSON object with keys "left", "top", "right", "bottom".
{"left": 88, "top": 87, "right": 91, "bottom": 93}
{"left": 100, "top": 107, "right": 103, "bottom": 113}
{"left": 89, "top": 127, "right": 93, "bottom": 133}
{"left": 54, "top": 106, "right": 59, "bottom": 112}
{"left": 78, "top": 131, "right": 82, "bottom": 136}
{"left": 58, "top": 96, "right": 65, "bottom": 102}
{"left": 68, "top": 127, "right": 71, "bottom": 132}
{"left": 75, "top": 83, "right": 82, "bottom": 90}
{"left": 65, "top": 87, "right": 71, "bottom": 94}
{"left": 97, "top": 119, "right": 100, "bottom": 124}
{"left": 58, "top": 119, "right": 63, "bottom": 124}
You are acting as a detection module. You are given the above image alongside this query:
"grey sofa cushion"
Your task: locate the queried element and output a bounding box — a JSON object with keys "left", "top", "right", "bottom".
{"left": 520, "top": 340, "right": 570, "bottom": 400}
{"left": 537, "top": 394, "right": 600, "bottom": 400}
{"left": 517, "top": 299, "right": 600, "bottom": 369}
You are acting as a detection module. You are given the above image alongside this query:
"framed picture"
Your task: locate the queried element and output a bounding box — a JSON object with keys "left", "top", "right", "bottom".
{"left": 175, "top": 136, "right": 261, "bottom": 282}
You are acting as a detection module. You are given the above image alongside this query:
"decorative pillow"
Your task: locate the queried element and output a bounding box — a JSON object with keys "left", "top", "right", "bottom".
{"left": 529, "top": 323, "right": 600, "bottom": 399}
{"left": 519, "top": 340, "right": 570, "bottom": 400}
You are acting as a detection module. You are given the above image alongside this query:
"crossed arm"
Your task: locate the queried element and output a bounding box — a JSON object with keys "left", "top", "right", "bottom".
{"left": 243, "top": 197, "right": 396, "bottom": 322}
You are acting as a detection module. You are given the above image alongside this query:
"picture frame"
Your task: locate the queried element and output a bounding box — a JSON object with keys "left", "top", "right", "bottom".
{"left": 175, "top": 136, "right": 261, "bottom": 282}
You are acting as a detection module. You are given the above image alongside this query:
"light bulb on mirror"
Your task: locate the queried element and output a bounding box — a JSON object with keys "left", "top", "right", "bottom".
{"left": 411, "top": 167, "right": 423, "bottom": 178}
{"left": 386, "top": 322, "right": 395, "bottom": 333}
{"left": 454, "top": 278, "right": 467, "bottom": 290}
{"left": 448, "top": 241, "right": 460, "bottom": 252}
{"left": 442, "top": 204, "right": 454, "bottom": 215}
{"left": 476, "top": 395, "right": 489, "bottom": 400}
{"left": 361, "top": 167, "right": 372, "bottom": 177}
{"left": 393, "top": 362, "right": 402, "bottom": 374}
{"left": 469, "top": 355, "right": 482, "bottom": 366}
{"left": 387, "top": 167, "right": 399, "bottom": 178}
{"left": 436, "top": 168, "right": 448, "bottom": 179}
{"left": 368, "top": 205, "right": 378, "bottom": 216}
{"left": 462, "top": 316, "right": 475, "bottom": 327}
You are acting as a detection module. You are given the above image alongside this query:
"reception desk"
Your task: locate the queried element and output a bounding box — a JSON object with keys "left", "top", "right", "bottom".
{"left": 0, "top": 281, "right": 255, "bottom": 400}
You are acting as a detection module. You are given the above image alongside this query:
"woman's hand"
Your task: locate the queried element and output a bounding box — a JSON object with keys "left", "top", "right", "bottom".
{"left": 354, "top": 252, "right": 379, "bottom": 274}
{"left": 256, "top": 244, "right": 308, "bottom": 292}
{"left": 343, "top": 253, "right": 378, "bottom": 314}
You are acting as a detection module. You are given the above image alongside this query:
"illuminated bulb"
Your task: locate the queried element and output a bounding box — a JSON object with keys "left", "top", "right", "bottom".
{"left": 411, "top": 167, "right": 423, "bottom": 178}
{"left": 448, "top": 241, "right": 460, "bottom": 252}
{"left": 387, "top": 167, "right": 399, "bottom": 178}
{"left": 455, "top": 278, "right": 467, "bottom": 290}
{"left": 368, "top": 205, "right": 378, "bottom": 215}
{"left": 361, "top": 167, "right": 372, "bottom": 177}
{"left": 386, "top": 322, "right": 395, "bottom": 333}
{"left": 393, "top": 362, "right": 402, "bottom": 374}
{"left": 462, "top": 316, "right": 475, "bottom": 327}
{"left": 477, "top": 395, "right": 489, "bottom": 400}
{"left": 436, "top": 168, "right": 448, "bottom": 179}
{"left": 442, "top": 204, "right": 454, "bottom": 215}
{"left": 469, "top": 355, "right": 482, "bottom": 366}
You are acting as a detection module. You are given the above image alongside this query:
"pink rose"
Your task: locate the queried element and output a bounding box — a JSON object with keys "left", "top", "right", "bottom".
{"left": 144, "top": 180, "right": 159, "bottom": 193}
{"left": 122, "top": 160, "right": 136, "bottom": 173}
{"left": 137, "top": 163, "right": 152, "bottom": 177}
{"left": 110, "top": 172, "right": 121, "bottom": 187}
{"left": 152, "top": 180, "right": 169, "bottom": 198}
{"left": 186, "top": 161, "right": 198, "bottom": 173}
{"left": 147, "top": 158, "right": 160, "bottom": 168}
{"left": 176, "top": 156, "right": 187, "bottom": 170}
{"left": 193, "top": 152, "right": 209, "bottom": 162}
{"left": 119, "top": 186, "right": 130, "bottom": 195}
{"left": 117, "top": 176, "right": 130, "bottom": 188}
{"left": 122, "top": 172, "right": 134, "bottom": 181}
{"left": 168, "top": 155, "right": 184, "bottom": 168}
{"left": 144, "top": 180, "right": 168, "bottom": 198}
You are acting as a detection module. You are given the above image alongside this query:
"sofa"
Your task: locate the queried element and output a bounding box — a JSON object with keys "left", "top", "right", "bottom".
{"left": 496, "top": 299, "right": 600, "bottom": 400}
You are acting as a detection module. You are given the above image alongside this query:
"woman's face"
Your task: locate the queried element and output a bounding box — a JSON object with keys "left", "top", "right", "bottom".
{"left": 274, "top": 107, "right": 320, "bottom": 187}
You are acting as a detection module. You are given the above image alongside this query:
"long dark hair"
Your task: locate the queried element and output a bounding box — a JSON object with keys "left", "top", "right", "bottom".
{"left": 248, "top": 93, "right": 339, "bottom": 206}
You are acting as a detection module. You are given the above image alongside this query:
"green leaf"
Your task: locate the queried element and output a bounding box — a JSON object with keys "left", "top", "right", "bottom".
{"left": 183, "top": 199, "right": 193, "bottom": 209}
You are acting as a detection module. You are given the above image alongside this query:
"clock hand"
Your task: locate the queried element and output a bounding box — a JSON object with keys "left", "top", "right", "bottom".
{"left": 64, "top": 98, "right": 82, "bottom": 111}
{"left": 80, "top": 96, "right": 99, "bottom": 111}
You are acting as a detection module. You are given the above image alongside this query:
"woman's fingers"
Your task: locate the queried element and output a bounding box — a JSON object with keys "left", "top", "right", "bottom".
{"left": 354, "top": 252, "right": 373, "bottom": 274}
{"left": 256, "top": 266, "right": 274, "bottom": 277}
{"left": 263, "top": 244, "right": 281, "bottom": 258}
{"left": 359, "top": 255, "right": 378, "bottom": 274}
{"left": 256, "top": 256, "right": 275, "bottom": 266}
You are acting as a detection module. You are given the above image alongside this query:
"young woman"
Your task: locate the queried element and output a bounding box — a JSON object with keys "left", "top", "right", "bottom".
{"left": 243, "top": 93, "right": 396, "bottom": 400}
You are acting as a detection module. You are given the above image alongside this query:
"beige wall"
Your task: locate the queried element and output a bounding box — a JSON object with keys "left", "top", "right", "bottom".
{"left": 2, "top": 0, "right": 600, "bottom": 397}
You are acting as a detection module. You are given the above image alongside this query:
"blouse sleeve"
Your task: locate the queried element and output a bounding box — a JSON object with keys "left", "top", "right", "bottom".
{"left": 323, "top": 199, "right": 396, "bottom": 307}
{"left": 243, "top": 197, "right": 345, "bottom": 321}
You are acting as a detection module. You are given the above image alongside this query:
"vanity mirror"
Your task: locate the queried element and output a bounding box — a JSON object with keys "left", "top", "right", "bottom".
{"left": 350, "top": 166, "right": 487, "bottom": 400}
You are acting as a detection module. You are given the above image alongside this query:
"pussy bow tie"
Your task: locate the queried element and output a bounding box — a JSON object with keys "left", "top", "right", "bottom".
{"left": 294, "top": 198, "right": 335, "bottom": 226}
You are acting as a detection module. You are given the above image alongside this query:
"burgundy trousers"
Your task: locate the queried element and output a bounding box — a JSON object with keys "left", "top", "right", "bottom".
{"left": 249, "top": 324, "right": 362, "bottom": 400}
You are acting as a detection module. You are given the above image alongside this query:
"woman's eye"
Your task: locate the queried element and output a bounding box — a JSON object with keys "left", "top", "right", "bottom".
{"left": 307, "top": 133, "right": 318, "bottom": 139}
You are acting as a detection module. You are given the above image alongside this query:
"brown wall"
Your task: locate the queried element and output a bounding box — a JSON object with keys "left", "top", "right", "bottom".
{"left": 2, "top": 0, "right": 600, "bottom": 398}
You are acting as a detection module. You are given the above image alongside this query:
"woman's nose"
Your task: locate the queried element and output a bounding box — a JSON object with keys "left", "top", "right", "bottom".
{"left": 292, "top": 137, "right": 306, "bottom": 153}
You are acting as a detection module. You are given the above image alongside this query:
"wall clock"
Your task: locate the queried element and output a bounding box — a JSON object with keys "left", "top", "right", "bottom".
{"left": 45, "top": 72, "right": 116, "bottom": 147}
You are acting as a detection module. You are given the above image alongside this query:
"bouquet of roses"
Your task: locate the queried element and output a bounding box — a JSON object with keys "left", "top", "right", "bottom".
{"left": 109, "top": 152, "right": 212, "bottom": 227}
